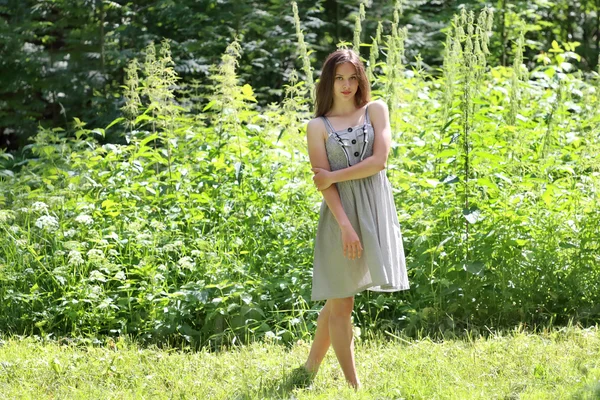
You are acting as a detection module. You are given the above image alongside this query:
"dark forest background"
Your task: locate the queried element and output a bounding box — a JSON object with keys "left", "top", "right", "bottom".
{"left": 1, "top": 0, "right": 599, "bottom": 150}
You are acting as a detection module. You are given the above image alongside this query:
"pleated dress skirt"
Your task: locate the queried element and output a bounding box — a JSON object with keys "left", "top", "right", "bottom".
{"left": 311, "top": 107, "right": 410, "bottom": 301}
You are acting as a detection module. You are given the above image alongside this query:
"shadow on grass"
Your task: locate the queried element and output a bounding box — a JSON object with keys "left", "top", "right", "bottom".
{"left": 570, "top": 380, "right": 600, "bottom": 400}
{"left": 235, "top": 366, "right": 316, "bottom": 399}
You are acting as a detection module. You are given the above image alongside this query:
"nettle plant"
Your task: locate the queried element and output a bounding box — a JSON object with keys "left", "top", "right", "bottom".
{"left": 0, "top": 38, "right": 319, "bottom": 348}
{"left": 292, "top": 1, "right": 600, "bottom": 336}
{"left": 0, "top": 4, "right": 599, "bottom": 348}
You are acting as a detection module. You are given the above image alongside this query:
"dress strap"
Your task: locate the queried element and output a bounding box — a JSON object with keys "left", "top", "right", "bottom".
{"left": 365, "top": 104, "right": 371, "bottom": 125}
{"left": 320, "top": 116, "right": 336, "bottom": 135}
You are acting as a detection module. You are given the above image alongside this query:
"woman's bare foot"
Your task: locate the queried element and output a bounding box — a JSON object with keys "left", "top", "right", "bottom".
{"left": 349, "top": 379, "right": 362, "bottom": 391}
{"left": 303, "top": 361, "right": 319, "bottom": 375}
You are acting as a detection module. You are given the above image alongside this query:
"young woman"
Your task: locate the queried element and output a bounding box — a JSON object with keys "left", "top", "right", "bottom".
{"left": 303, "top": 49, "right": 410, "bottom": 389}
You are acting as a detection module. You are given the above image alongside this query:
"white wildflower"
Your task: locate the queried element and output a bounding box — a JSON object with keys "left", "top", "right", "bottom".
{"left": 15, "top": 239, "right": 28, "bottom": 249}
{"left": 78, "top": 203, "right": 96, "bottom": 212}
{"left": 63, "top": 229, "right": 77, "bottom": 238}
{"left": 89, "top": 270, "right": 107, "bottom": 282}
{"left": 178, "top": 256, "right": 195, "bottom": 270}
{"left": 31, "top": 202, "right": 49, "bottom": 213}
{"left": 157, "top": 264, "right": 167, "bottom": 272}
{"left": 97, "top": 239, "right": 109, "bottom": 247}
{"left": 98, "top": 297, "right": 113, "bottom": 310}
{"left": 68, "top": 250, "right": 84, "bottom": 266}
{"left": 108, "top": 249, "right": 119, "bottom": 257}
{"left": 150, "top": 220, "right": 165, "bottom": 231}
{"left": 87, "top": 249, "right": 105, "bottom": 262}
{"left": 35, "top": 215, "right": 59, "bottom": 232}
{"left": 75, "top": 214, "right": 94, "bottom": 225}
{"left": 47, "top": 196, "right": 65, "bottom": 207}
{"left": 53, "top": 265, "right": 68, "bottom": 274}
{"left": 191, "top": 250, "right": 202, "bottom": 258}
{"left": 105, "top": 232, "right": 119, "bottom": 241}
{"left": 54, "top": 250, "right": 66, "bottom": 257}
{"left": 88, "top": 285, "right": 102, "bottom": 298}
{"left": 8, "top": 225, "right": 20, "bottom": 234}
{"left": 153, "top": 273, "right": 165, "bottom": 282}
{"left": 102, "top": 143, "right": 124, "bottom": 155}
{"left": 136, "top": 233, "right": 153, "bottom": 246}
{"left": 91, "top": 285, "right": 102, "bottom": 294}
{"left": 128, "top": 221, "right": 145, "bottom": 232}
{"left": 52, "top": 266, "right": 68, "bottom": 285}
{"left": 114, "top": 271, "right": 126, "bottom": 281}
{"left": 0, "top": 210, "right": 15, "bottom": 223}
{"left": 163, "top": 240, "right": 184, "bottom": 253}
{"left": 162, "top": 243, "right": 178, "bottom": 253}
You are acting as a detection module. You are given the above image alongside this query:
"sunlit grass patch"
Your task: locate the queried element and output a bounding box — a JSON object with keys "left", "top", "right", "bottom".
{"left": 1, "top": 327, "right": 599, "bottom": 399}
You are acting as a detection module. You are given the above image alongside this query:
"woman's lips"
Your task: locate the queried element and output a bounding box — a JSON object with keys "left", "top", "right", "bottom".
{"left": 342, "top": 91, "right": 351, "bottom": 95}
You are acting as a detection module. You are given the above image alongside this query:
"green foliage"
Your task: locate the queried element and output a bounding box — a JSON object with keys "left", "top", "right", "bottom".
{"left": 292, "top": 2, "right": 315, "bottom": 104}
{"left": 1, "top": 4, "right": 600, "bottom": 351}
{"left": 352, "top": 1, "right": 366, "bottom": 54}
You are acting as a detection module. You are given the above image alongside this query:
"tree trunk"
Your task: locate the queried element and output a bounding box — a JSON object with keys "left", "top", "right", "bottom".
{"left": 597, "top": 0, "right": 600, "bottom": 69}
{"left": 500, "top": 0, "right": 507, "bottom": 66}
{"left": 98, "top": 0, "right": 105, "bottom": 76}
{"left": 336, "top": 1, "right": 341, "bottom": 44}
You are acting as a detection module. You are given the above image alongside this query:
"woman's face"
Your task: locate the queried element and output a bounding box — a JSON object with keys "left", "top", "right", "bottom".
{"left": 333, "top": 62, "right": 359, "bottom": 102}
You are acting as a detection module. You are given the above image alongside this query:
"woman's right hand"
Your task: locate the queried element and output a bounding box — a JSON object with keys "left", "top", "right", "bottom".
{"left": 340, "top": 224, "right": 363, "bottom": 260}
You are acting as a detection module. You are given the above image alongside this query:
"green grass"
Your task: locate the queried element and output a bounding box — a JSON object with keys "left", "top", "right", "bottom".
{"left": 1, "top": 327, "right": 600, "bottom": 399}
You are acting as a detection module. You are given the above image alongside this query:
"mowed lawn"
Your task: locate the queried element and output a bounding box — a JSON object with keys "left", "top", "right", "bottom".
{"left": 1, "top": 327, "right": 600, "bottom": 399}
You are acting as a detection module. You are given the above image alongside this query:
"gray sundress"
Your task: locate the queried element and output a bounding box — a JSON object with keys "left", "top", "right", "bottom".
{"left": 311, "top": 105, "right": 410, "bottom": 301}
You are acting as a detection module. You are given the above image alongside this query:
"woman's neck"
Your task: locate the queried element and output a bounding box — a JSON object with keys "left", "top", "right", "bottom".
{"left": 327, "top": 100, "right": 360, "bottom": 117}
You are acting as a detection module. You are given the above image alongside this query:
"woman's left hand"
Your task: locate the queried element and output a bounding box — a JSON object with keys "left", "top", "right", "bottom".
{"left": 311, "top": 167, "right": 334, "bottom": 191}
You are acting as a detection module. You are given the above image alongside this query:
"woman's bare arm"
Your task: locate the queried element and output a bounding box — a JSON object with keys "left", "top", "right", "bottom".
{"left": 306, "top": 118, "right": 352, "bottom": 229}
{"left": 330, "top": 99, "right": 392, "bottom": 183}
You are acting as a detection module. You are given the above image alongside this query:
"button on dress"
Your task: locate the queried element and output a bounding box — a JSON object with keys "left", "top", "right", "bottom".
{"left": 311, "top": 105, "right": 410, "bottom": 301}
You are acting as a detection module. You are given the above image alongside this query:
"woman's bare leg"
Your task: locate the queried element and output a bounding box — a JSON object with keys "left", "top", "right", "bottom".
{"left": 328, "top": 296, "right": 360, "bottom": 389}
{"left": 304, "top": 300, "right": 332, "bottom": 374}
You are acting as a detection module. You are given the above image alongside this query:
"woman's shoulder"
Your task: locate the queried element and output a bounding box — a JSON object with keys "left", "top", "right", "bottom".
{"left": 366, "top": 99, "right": 389, "bottom": 123}
{"left": 307, "top": 116, "right": 326, "bottom": 129}
{"left": 306, "top": 117, "right": 328, "bottom": 140}
{"left": 366, "top": 99, "right": 388, "bottom": 112}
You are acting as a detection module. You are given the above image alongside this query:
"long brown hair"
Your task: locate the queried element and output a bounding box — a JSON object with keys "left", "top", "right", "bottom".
{"left": 314, "top": 49, "right": 371, "bottom": 117}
